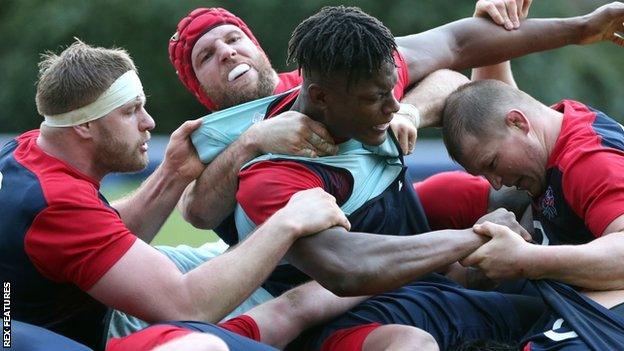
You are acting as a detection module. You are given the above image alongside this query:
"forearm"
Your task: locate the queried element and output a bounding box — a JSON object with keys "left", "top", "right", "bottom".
{"left": 288, "top": 228, "right": 486, "bottom": 296}
{"left": 113, "top": 165, "right": 191, "bottom": 242}
{"left": 247, "top": 281, "right": 366, "bottom": 348}
{"left": 471, "top": 61, "right": 517, "bottom": 87}
{"left": 400, "top": 69, "right": 469, "bottom": 129}
{"left": 398, "top": 16, "right": 586, "bottom": 84}
{"left": 180, "top": 213, "right": 300, "bottom": 322}
{"left": 180, "top": 134, "right": 259, "bottom": 229}
{"left": 525, "top": 233, "right": 624, "bottom": 290}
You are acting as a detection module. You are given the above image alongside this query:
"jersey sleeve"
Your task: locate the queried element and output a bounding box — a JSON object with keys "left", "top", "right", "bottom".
{"left": 24, "top": 203, "right": 137, "bottom": 291}
{"left": 414, "top": 171, "right": 490, "bottom": 230}
{"left": 392, "top": 50, "right": 410, "bottom": 100}
{"left": 562, "top": 151, "right": 624, "bottom": 236}
{"left": 237, "top": 160, "right": 325, "bottom": 225}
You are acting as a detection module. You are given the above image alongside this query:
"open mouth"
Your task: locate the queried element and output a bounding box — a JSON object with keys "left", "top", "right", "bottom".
{"left": 373, "top": 122, "right": 391, "bottom": 132}
{"left": 228, "top": 63, "right": 251, "bottom": 82}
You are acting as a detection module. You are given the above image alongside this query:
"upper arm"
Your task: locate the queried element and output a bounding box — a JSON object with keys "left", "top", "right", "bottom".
{"left": 87, "top": 239, "right": 189, "bottom": 322}
{"left": 237, "top": 160, "right": 325, "bottom": 224}
{"left": 25, "top": 203, "right": 137, "bottom": 290}
{"left": 563, "top": 150, "right": 624, "bottom": 237}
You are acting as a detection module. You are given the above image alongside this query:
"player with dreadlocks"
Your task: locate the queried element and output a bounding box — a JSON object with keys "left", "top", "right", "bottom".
{"left": 202, "top": 6, "right": 546, "bottom": 350}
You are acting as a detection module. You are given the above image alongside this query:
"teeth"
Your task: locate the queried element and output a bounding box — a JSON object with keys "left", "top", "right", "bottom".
{"left": 228, "top": 64, "right": 251, "bottom": 82}
{"left": 373, "top": 123, "right": 391, "bottom": 131}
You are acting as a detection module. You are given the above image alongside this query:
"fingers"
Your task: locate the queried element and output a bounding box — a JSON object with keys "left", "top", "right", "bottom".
{"left": 460, "top": 251, "right": 481, "bottom": 267}
{"left": 496, "top": 0, "right": 513, "bottom": 30}
{"left": 521, "top": 0, "right": 532, "bottom": 18}
{"left": 478, "top": 1, "right": 505, "bottom": 26}
{"left": 170, "top": 118, "right": 203, "bottom": 142}
{"left": 505, "top": 0, "right": 520, "bottom": 28}
{"left": 408, "top": 128, "right": 418, "bottom": 154}
{"left": 398, "top": 126, "right": 410, "bottom": 155}
{"left": 307, "top": 132, "right": 338, "bottom": 156}
{"left": 305, "top": 119, "right": 338, "bottom": 156}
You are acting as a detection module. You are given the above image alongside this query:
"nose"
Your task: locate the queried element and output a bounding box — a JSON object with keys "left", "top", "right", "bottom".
{"left": 215, "top": 40, "right": 236, "bottom": 62}
{"left": 485, "top": 173, "right": 503, "bottom": 190}
{"left": 383, "top": 93, "right": 400, "bottom": 116}
{"left": 139, "top": 109, "right": 155, "bottom": 131}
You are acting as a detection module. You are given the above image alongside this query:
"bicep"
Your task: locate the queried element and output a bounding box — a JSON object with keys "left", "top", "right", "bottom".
{"left": 87, "top": 239, "right": 186, "bottom": 322}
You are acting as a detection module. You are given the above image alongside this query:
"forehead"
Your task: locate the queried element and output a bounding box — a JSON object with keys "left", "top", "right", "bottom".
{"left": 458, "top": 134, "right": 496, "bottom": 173}
{"left": 334, "top": 60, "right": 397, "bottom": 93}
{"left": 192, "top": 24, "right": 248, "bottom": 53}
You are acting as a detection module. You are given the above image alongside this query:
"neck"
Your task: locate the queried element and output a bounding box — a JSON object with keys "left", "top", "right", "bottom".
{"left": 536, "top": 104, "right": 564, "bottom": 163}
{"left": 37, "top": 127, "right": 105, "bottom": 181}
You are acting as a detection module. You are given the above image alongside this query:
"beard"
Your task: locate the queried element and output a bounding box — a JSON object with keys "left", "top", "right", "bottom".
{"left": 203, "top": 55, "right": 276, "bottom": 109}
{"left": 93, "top": 125, "right": 148, "bottom": 174}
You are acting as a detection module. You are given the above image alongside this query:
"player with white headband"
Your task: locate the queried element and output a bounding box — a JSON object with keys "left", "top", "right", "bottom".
{"left": 43, "top": 70, "right": 145, "bottom": 127}
{"left": 0, "top": 39, "right": 350, "bottom": 350}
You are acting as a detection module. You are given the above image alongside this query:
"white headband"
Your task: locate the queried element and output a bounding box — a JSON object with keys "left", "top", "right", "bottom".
{"left": 43, "top": 70, "right": 144, "bottom": 127}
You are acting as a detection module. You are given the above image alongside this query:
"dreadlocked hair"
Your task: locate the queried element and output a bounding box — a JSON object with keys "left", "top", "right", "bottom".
{"left": 287, "top": 6, "right": 397, "bottom": 85}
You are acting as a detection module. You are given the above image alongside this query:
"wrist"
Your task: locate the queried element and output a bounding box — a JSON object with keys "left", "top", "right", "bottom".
{"left": 396, "top": 103, "right": 421, "bottom": 129}
{"left": 265, "top": 209, "right": 303, "bottom": 240}
{"left": 239, "top": 125, "right": 263, "bottom": 156}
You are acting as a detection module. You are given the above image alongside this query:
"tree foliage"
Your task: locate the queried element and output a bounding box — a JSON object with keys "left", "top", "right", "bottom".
{"left": 0, "top": 0, "right": 621, "bottom": 134}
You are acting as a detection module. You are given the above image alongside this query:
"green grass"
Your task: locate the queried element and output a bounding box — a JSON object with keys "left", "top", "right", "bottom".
{"left": 101, "top": 180, "right": 219, "bottom": 247}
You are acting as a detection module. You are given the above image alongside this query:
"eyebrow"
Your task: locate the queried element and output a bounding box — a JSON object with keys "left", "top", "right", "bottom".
{"left": 193, "top": 29, "right": 243, "bottom": 62}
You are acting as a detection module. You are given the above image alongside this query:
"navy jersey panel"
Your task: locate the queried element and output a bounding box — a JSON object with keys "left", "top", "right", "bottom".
{"left": 522, "top": 280, "right": 624, "bottom": 351}
{"left": 311, "top": 273, "right": 527, "bottom": 350}
{"left": 0, "top": 134, "right": 112, "bottom": 350}
{"left": 532, "top": 168, "right": 593, "bottom": 245}
{"left": 160, "top": 321, "right": 278, "bottom": 351}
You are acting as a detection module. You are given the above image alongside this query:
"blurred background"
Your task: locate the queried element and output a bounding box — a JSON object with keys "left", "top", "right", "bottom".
{"left": 1, "top": 0, "right": 621, "bottom": 246}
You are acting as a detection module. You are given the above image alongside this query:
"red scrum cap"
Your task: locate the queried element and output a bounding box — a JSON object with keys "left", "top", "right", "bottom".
{"left": 169, "top": 8, "right": 264, "bottom": 111}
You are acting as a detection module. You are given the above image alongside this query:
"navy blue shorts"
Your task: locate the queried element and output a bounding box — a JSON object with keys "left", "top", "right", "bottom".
{"left": 310, "top": 273, "right": 540, "bottom": 350}
{"left": 159, "top": 321, "right": 277, "bottom": 351}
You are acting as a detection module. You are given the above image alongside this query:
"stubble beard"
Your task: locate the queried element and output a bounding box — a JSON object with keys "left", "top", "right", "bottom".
{"left": 203, "top": 55, "right": 276, "bottom": 110}
{"left": 94, "top": 127, "right": 148, "bottom": 174}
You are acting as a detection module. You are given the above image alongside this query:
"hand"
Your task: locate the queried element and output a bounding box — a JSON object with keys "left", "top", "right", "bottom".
{"left": 474, "top": 0, "right": 532, "bottom": 30}
{"left": 390, "top": 113, "right": 417, "bottom": 155}
{"left": 248, "top": 111, "right": 338, "bottom": 158}
{"left": 460, "top": 221, "right": 535, "bottom": 280}
{"left": 275, "top": 188, "right": 351, "bottom": 238}
{"left": 476, "top": 208, "right": 532, "bottom": 241}
{"left": 580, "top": 2, "right": 624, "bottom": 47}
{"left": 162, "top": 118, "right": 206, "bottom": 182}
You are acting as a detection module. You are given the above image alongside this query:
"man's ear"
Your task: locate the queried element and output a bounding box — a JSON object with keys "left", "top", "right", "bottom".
{"left": 72, "top": 122, "right": 93, "bottom": 140}
{"left": 307, "top": 83, "right": 328, "bottom": 110}
{"left": 505, "top": 109, "right": 531, "bottom": 135}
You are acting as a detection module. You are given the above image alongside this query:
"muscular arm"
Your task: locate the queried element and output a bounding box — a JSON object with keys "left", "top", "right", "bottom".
{"left": 398, "top": 4, "right": 624, "bottom": 85}
{"left": 180, "top": 135, "right": 258, "bottom": 229}
{"left": 285, "top": 226, "right": 487, "bottom": 296}
{"left": 90, "top": 189, "right": 349, "bottom": 324}
{"left": 180, "top": 113, "right": 337, "bottom": 229}
{"left": 522, "top": 216, "right": 624, "bottom": 290}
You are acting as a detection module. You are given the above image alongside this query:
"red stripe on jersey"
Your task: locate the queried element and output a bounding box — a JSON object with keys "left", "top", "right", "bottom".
{"left": 106, "top": 325, "right": 194, "bottom": 351}
{"left": 219, "top": 315, "right": 261, "bottom": 341}
{"left": 320, "top": 323, "right": 382, "bottom": 351}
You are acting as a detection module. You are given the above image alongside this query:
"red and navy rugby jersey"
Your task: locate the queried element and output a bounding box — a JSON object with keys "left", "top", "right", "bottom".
{"left": 532, "top": 100, "right": 624, "bottom": 245}
{"left": 0, "top": 130, "right": 137, "bottom": 349}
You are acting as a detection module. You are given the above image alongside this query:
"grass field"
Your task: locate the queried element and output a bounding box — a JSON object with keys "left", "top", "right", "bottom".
{"left": 101, "top": 179, "right": 220, "bottom": 247}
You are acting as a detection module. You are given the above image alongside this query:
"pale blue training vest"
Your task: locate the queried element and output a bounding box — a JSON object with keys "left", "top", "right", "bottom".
{"left": 191, "top": 89, "right": 404, "bottom": 244}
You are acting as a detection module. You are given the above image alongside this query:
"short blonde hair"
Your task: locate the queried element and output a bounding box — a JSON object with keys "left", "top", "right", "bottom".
{"left": 36, "top": 39, "right": 137, "bottom": 116}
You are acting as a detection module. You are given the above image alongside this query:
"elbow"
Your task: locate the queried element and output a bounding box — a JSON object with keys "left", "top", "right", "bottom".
{"left": 181, "top": 206, "right": 214, "bottom": 230}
